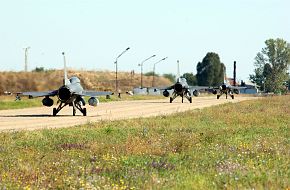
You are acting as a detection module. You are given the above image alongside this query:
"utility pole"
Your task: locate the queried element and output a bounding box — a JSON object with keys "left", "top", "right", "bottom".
{"left": 23, "top": 47, "right": 30, "bottom": 72}
{"left": 138, "top": 55, "right": 156, "bottom": 88}
{"left": 114, "top": 47, "right": 130, "bottom": 93}
{"left": 233, "top": 61, "right": 236, "bottom": 86}
{"left": 152, "top": 57, "right": 168, "bottom": 87}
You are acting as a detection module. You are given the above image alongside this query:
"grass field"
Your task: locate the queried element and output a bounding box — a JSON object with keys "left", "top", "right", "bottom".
{"left": 0, "top": 95, "right": 165, "bottom": 110}
{"left": 0, "top": 96, "right": 289, "bottom": 189}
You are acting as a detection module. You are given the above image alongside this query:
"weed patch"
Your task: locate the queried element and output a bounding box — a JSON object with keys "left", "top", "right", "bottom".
{"left": 0, "top": 95, "right": 289, "bottom": 189}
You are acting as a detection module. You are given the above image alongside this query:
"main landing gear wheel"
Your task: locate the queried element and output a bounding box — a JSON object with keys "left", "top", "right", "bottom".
{"left": 83, "top": 108, "right": 87, "bottom": 116}
{"left": 53, "top": 108, "right": 57, "bottom": 116}
{"left": 170, "top": 97, "right": 173, "bottom": 103}
{"left": 182, "top": 98, "right": 184, "bottom": 103}
{"left": 217, "top": 95, "right": 220, "bottom": 99}
{"left": 73, "top": 108, "right": 76, "bottom": 116}
{"left": 231, "top": 95, "right": 234, "bottom": 99}
{"left": 189, "top": 97, "right": 192, "bottom": 103}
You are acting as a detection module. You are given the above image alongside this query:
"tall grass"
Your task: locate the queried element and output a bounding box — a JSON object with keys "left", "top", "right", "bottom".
{"left": 0, "top": 96, "right": 289, "bottom": 189}
{"left": 0, "top": 70, "right": 171, "bottom": 93}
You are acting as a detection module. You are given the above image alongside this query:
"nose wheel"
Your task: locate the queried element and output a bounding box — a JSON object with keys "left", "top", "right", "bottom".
{"left": 73, "top": 107, "right": 76, "bottom": 116}
{"left": 82, "top": 108, "right": 87, "bottom": 116}
{"left": 53, "top": 108, "right": 57, "bottom": 116}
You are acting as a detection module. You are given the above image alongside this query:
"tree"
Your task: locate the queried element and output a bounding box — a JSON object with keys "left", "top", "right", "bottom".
{"left": 196, "top": 52, "right": 225, "bottom": 86}
{"left": 144, "top": 71, "right": 158, "bottom": 77}
{"left": 33, "top": 67, "right": 45, "bottom": 72}
{"left": 163, "top": 73, "right": 176, "bottom": 83}
{"left": 182, "top": 73, "right": 197, "bottom": 85}
{"left": 250, "top": 38, "right": 290, "bottom": 93}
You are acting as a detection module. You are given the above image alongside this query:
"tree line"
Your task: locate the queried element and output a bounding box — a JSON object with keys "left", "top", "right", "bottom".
{"left": 250, "top": 38, "right": 290, "bottom": 93}
{"left": 161, "top": 38, "right": 290, "bottom": 93}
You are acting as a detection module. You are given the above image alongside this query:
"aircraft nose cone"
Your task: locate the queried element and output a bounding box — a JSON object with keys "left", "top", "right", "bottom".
{"left": 221, "top": 84, "right": 227, "bottom": 91}
{"left": 58, "top": 86, "right": 71, "bottom": 101}
{"left": 174, "top": 83, "right": 183, "bottom": 92}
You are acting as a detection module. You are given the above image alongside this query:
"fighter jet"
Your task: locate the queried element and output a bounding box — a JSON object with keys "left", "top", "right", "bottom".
{"left": 156, "top": 60, "right": 208, "bottom": 103}
{"left": 210, "top": 81, "right": 246, "bottom": 99}
{"left": 161, "top": 77, "right": 207, "bottom": 103}
{"left": 18, "top": 52, "right": 112, "bottom": 116}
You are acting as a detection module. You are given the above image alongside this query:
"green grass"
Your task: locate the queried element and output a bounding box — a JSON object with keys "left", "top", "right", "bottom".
{"left": 0, "top": 95, "right": 165, "bottom": 110}
{"left": 0, "top": 97, "right": 42, "bottom": 110}
{"left": 0, "top": 96, "right": 289, "bottom": 189}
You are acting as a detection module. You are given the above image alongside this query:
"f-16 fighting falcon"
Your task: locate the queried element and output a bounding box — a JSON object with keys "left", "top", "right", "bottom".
{"left": 157, "top": 60, "right": 208, "bottom": 103}
{"left": 18, "top": 52, "right": 112, "bottom": 116}
{"left": 161, "top": 77, "right": 207, "bottom": 103}
{"left": 211, "top": 82, "right": 246, "bottom": 99}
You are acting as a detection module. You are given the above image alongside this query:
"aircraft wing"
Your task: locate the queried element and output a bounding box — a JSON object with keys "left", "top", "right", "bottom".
{"left": 21, "top": 90, "right": 58, "bottom": 97}
{"left": 77, "top": 90, "right": 113, "bottom": 97}
{"left": 208, "top": 86, "right": 220, "bottom": 90}
{"left": 154, "top": 85, "right": 174, "bottom": 91}
{"left": 189, "top": 86, "right": 209, "bottom": 90}
{"left": 229, "top": 86, "right": 247, "bottom": 90}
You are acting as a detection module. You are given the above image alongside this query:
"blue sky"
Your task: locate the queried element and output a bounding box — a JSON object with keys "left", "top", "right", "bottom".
{"left": 0, "top": 0, "right": 289, "bottom": 81}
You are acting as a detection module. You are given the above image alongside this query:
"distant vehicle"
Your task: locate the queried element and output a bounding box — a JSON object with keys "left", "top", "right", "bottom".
{"left": 210, "top": 81, "right": 246, "bottom": 99}
{"left": 4, "top": 91, "right": 12, "bottom": 95}
{"left": 18, "top": 52, "right": 112, "bottom": 116}
{"left": 158, "top": 77, "right": 207, "bottom": 103}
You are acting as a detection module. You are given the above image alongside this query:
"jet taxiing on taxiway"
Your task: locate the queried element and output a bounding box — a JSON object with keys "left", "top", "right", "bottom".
{"left": 210, "top": 81, "right": 246, "bottom": 99}
{"left": 18, "top": 52, "right": 112, "bottom": 116}
{"left": 160, "top": 77, "right": 208, "bottom": 103}
{"left": 156, "top": 61, "right": 208, "bottom": 103}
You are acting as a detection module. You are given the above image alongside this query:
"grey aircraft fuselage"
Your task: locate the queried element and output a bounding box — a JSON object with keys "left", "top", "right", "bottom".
{"left": 211, "top": 83, "right": 246, "bottom": 99}
{"left": 161, "top": 77, "right": 205, "bottom": 103}
{"left": 19, "top": 52, "right": 112, "bottom": 116}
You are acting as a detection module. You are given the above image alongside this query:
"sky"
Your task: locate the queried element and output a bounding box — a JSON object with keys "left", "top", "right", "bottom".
{"left": 0, "top": 0, "right": 289, "bottom": 81}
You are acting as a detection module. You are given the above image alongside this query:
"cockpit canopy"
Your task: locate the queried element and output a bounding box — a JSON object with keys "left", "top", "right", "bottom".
{"left": 176, "top": 77, "right": 187, "bottom": 84}
{"left": 69, "top": 77, "right": 81, "bottom": 84}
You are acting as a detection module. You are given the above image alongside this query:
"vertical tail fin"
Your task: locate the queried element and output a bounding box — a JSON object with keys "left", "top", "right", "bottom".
{"left": 62, "top": 52, "right": 70, "bottom": 85}
{"left": 224, "top": 67, "right": 228, "bottom": 84}
{"left": 176, "top": 60, "right": 180, "bottom": 81}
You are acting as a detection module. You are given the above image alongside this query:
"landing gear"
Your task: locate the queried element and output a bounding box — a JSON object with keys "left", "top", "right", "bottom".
{"left": 52, "top": 102, "right": 67, "bottom": 116}
{"left": 83, "top": 108, "right": 87, "bottom": 116}
{"left": 52, "top": 100, "right": 87, "bottom": 116}
{"left": 170, "top": 92, "right": 179, "bottom": 103}
{"left": 231, "top": 95, "right": 234, "bottom": 99}
{"left": 73, "top": 106, "right": 76, "bottom": 116}
{"left": 184, "top": 91, "right": 192, "bottom": 103}
{"left": 53, "top": 108, "right": 57, "bottom": 116}
{"left": 182, "top": 97, "right": 184, "bottom": 103}
{"left": 75, "top": 101, "right": 87, "bottom": 116}
{"left": 217, "top": 95, "right": 220, "bottom": 99}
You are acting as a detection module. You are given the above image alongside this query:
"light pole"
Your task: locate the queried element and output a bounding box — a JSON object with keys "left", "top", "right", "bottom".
{"left": 152, "top": 57, "right": 168, "bottom": 87}
{"left": 138, "top": 55, "right": 156, "bottom": 88}
{"left": 114, "top": 47, "right": 130, "bottom": 93}
{"left": 23, "top": 47, "right": 30, "bottom": 72}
